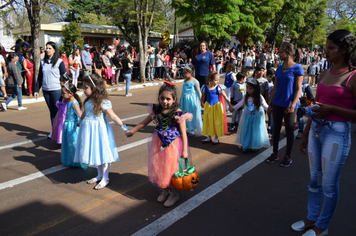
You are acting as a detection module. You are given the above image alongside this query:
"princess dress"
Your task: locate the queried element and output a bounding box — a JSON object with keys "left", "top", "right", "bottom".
{"left": 202, "top": 84, "right": 228, "bottom": 137}
{"left": 180, "top": 79, "right": 202, "bottom": 136}
{"left": 61, "top": 100, "right": 87, "bottom": 169}
{"left": 51, "top": 99, "right": 68, "bottom": 144}
{"left": 73, "top": 100, "right": 119, "bottom": 166}
{"left": 235, "top": 97, "right": 270, "bottom": 150}
{"left": 147, "top": 105, "right": 192, "bottom": 189}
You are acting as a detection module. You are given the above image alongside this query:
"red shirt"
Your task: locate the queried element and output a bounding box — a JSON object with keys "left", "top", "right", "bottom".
{"left": 61, "top": 56, "right": 69, "bottom": 72}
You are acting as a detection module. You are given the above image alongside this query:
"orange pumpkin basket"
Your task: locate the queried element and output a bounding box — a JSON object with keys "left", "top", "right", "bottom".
{"left": 171, "top": 157, "right": 199, "bottom": 191}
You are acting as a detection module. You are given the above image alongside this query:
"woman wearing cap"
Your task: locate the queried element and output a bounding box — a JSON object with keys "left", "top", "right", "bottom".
{"left": 34, "top": 41, "right": 66, "bottom": 135}
{"left": 192, "top": 41, "right": 216, "bottom": 88}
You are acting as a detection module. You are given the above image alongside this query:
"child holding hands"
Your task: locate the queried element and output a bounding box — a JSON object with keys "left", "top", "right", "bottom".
{"left": 126, "top": 81, "right": 192, "bottom": 207}
{"left": 201, "top": 71, "right": 232, "bottom": 144}
{"left": 74, "top": 74, "right": 129, "bottom": 190}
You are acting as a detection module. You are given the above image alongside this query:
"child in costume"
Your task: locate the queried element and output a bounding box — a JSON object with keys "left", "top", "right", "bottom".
{"left": 229, "top": 80, "right": 270, "bottom": 153}
{"left": 229, "top": 72, "right": 246, "bottom": 131}
{"left": 51, "top": 72, "right": 72, "bottom": 144}
{"left": 180, "top": 65, "right": 202, "bottom": 136}
{"left": 201, "top": 71, "right": 232, "bottom": 144}
{"left": 127, "top": 81, "right": 191, "bottom": 207}
{"left": 74, "top": 74, "right": 128, "bottom": 190}
{"left": 222, "top": 63, "right": 237, "bottom": 100}
{"left": 61, "top": 81, "right": 87, "bottom": 169}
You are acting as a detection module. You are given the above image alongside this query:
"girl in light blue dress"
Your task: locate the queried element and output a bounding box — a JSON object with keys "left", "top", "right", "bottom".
{"left": 61, "top": 81, "right": 86, "bottom": 169}
{"left": 180, "top": 65, "right": 202, "bottom": 136}
{"left": 229, "top": 80, "right": 270, "bottom": 153}
{"left": 74, "top": 74, "right": 129, "bottom": 190}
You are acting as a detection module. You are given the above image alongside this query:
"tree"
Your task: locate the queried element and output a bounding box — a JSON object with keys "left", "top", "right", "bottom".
{"left": 267, "top": 0, "right": 311, "bottom": 49}
{"left": 173, "top": 0, "right": 242, "bottom": 44}
{"left": 60, "top": 22, "right": 84, "bottom": 55}
{"left": 1, "top": 0, "right": 67, "bottom": 85}
{"left": 134, "top": 0, "right": 157, "bottom": 82}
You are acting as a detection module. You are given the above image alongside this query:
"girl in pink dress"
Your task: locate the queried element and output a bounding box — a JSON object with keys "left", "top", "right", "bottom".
{"left": 127, "top": 81, "right": 192, "bottom": 207}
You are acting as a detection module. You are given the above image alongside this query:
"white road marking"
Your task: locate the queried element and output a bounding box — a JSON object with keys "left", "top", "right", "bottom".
{"left": 0, "top": 113, "right": 148, "bottom": 151}
{"left": 0, "top": 137, "right": 152, "bottom": 190}
{"left": 131, "top": 131, "right": 295, "bottom": 236}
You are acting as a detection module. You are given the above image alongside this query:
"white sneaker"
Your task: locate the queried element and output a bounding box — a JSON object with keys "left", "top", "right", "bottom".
{"left": 157, "top": 188, "right": 170, "bottom": 203}
{"left": 18, "top": 106, "right": 27, "bottom": 110}
{"left": 163, "top": 188, "right": 179, "bottom": 207}
{"left": 1, "top": 102, "right": 7, "bottom": 111}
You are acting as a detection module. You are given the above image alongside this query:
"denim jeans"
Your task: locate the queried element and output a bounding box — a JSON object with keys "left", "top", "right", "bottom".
{"left": 307, "top": 121, "right": 351, "bottom": 230}
{"left": 6, "top": 84, "right": 22, "bottom": 107}
{"left": 216, "top": 64, "right": 222, "bottom": 74}
{"left": 43, "top": 89, "right": 62, "bottom": 126}
{"left": 297, "top": 108, "right": 304, "bottom": 133}
{"left": 124, "top": 73, "right": 131, "bottom": 95}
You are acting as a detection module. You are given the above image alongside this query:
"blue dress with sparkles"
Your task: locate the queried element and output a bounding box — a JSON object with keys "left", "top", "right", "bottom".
{"left": 61, "top": 100, "right": 87, "bottom": 169}
{"left": 74, "top": 99, "right": 119, "bottom": 167}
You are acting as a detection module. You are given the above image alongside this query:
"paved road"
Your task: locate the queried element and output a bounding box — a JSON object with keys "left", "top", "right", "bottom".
{"left": 0, "top": 80, "right": 355, "bottom": 236}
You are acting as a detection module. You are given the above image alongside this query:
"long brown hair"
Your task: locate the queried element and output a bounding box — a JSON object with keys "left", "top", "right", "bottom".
{"left": 244, "top": 80, "right": 261, "bottom": 109}
{"left": 83, "top": 74, "right": 108, "bottom": 115}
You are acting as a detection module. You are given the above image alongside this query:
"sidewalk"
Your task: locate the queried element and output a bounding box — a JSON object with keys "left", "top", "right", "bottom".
{"left": 5, "top": 79, "right": 185, "bottom": 107}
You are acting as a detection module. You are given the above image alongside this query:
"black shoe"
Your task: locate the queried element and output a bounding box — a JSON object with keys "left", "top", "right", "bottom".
{"left": 266, "top": 153, "right": 279, "bottom": 163}
{"left": 241, "top": 149, "right": 247, "bottom": 154}
{"left": 229, "top": 125, "right": 236, "bottom": 131}
{"left": 280, "top": 155, "right": 292, "bottom": 167}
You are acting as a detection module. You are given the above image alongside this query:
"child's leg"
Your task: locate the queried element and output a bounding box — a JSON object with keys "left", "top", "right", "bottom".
{"left": 311, "top": 75, "right": 315, "bottom": 86}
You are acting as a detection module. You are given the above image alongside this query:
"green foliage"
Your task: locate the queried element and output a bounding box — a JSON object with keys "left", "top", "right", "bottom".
{"left": 173, "top": 0, "right": 243, "bottom": 43}
{"left": 173, "top": 0, "right": 281, "bottom": 48}
{"left": 78, "top": 12, "right": 112, "bottom": 25}
{"left": 61, "top": 21, "right": 84, "bottom": 55}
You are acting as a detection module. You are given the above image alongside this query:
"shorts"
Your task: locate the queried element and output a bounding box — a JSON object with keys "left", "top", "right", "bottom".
{"left": 0, "top": 76, "right": 5, "bottom": 87}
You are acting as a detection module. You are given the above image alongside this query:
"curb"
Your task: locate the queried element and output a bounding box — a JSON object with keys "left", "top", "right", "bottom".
{"left": 7, "top": 79, "right": 184, "bottom": 107}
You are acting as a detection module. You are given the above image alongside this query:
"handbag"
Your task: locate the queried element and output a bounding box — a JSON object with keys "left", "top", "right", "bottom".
{"left": 171, "top": 157, "right": 199, "bottom": 191}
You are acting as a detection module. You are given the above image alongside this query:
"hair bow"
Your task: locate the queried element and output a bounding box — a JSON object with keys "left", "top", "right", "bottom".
{"left": 164, "top": 81, "right": 176, "bottom": 86}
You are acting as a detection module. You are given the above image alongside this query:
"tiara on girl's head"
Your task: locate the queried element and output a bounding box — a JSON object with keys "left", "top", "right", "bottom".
{"left": 88, "top": 75, "right": 96, "bottom": 87}
{"left": 64, "top": 81, "right": 70, "bottom": 91}
{"left": 63, "top": 72, "right": 71, "bottom": 81}
{"left": 164, "top": 81, "right": 176, "bottom": 86}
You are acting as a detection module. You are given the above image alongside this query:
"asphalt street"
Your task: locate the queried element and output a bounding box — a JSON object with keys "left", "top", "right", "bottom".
{"left": 0, "top": 78, "right": 355, "bottom": 236}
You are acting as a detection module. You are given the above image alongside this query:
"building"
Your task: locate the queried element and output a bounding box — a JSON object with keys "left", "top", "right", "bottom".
{"left": 11, "top": 22, "right": 164, "bottom": 49}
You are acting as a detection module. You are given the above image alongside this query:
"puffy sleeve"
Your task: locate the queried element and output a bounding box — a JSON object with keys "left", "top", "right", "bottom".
{"left": 218, "top": 84, "right": 226, "bottom": 93}
{"left": 101, "top": 99, "right": 112, "bottom": 111}
{"left": 260, "top": 95, "right": 269, "bottom": 110}
{"left": 147, "top": 103, "right": 157, "bottom": 117}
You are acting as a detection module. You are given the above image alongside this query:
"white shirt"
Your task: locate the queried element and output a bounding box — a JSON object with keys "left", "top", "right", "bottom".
{"left": 245, "top": 56, "right": 252, "bottom": 67}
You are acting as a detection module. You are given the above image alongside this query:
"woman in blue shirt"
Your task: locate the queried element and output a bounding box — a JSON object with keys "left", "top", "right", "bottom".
{"left": 192, "top": 41, "right": 216, "bottom": 88}
{"left": 266, "top": 42, "right": 304, "bottom": 167}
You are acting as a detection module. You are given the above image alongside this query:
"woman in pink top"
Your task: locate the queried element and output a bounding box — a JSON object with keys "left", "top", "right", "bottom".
{"left": 292, "top": 29, "right": 356, "bottom": 236}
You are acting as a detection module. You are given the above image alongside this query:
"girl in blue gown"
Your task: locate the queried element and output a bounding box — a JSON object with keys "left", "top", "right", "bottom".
{"left": 229, "top": 80, "right": 270, "bottom": 153}
{"left": 180, "top": 65, "right": 202, "bottom": 136}
{"left": 61, "top": 81, "right": 86, "bottom": 169}
{"left": 73, "top": 74, "right": 129, "bottom": 190}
